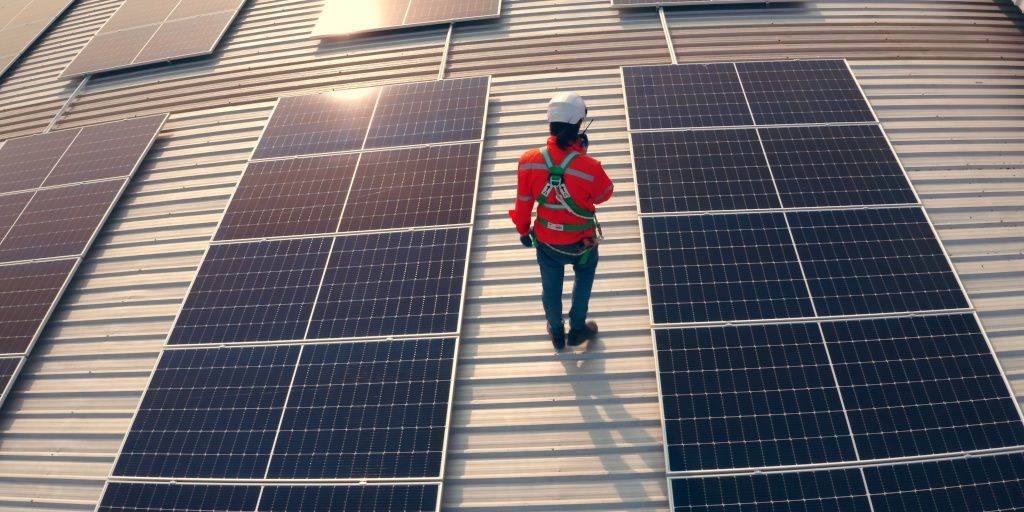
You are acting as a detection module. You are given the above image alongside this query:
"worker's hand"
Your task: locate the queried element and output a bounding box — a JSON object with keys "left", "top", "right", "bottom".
{"left": 520, "top": 234, "right": 533, "bottom": 248}
{"left": 579, "top": 132, "right": 589, "bottom": 150}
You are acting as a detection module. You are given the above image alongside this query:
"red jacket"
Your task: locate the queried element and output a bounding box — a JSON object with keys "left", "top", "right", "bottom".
{"left": 510, "top": 136, "right": 614, "bottom": 245}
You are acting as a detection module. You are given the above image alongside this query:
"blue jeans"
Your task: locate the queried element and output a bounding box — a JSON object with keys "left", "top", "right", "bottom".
{"left": 536, "top": 243, "right": 598, "bottom": 332}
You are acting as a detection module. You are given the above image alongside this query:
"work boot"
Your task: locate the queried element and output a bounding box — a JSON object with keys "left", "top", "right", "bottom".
{"left": 548, "top": 323, "right": 566, "bottom": 351}
{"left": 568, "top": 321, "right": 598, "bottom": 347}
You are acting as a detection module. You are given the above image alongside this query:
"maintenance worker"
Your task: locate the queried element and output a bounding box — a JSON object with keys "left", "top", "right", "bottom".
{"left": 509, "top": 92, "right": 614, "bottom": 351}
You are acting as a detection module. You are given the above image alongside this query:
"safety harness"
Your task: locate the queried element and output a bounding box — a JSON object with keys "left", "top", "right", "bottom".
{"left": 531, "top": 147, "right": 602, "bottom": 264}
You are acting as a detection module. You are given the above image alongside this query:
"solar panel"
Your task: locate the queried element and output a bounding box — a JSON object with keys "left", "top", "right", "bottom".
{"left": 631, "top": 129, "right": 778, "bottom": 213}
{"left": 267, "top": 338, "right": 455, "bottom": 479}
{"left": 0, "top": 191, "right": 31, "bottom": 240}
{"left": 364, "top": 77, "right": 488, "bottom": 149}
{"left": 168, "top": 237, "right": 333, "bottom": 345}
{"left": 657, "top": 323, "right": 855, "bottom": 472}
{"left": 113, "top": 344, "right": 301, "bottom": 478}
{"left": 252, "top": 87, "right": 380, "bottom": 160}
{"left": 642, "top": 213, "right": 813, "bottom": 324}
{"left": 759, "top": 124, "right": 916, "bottom": 208}
{"left": 312, "top": 0, "right": 500, "bottom": 37}
{"left": 59, "top": 25, "right": 156, "bottom": 77}
{"left": 259, "top": 484, "right": 441, "bottom": 511}
{"left": 215, "top": 154, "right": 359, "bottom": 241}
{"left": 43, "top": 114, "right": 166, "bottom": 187}
{"left": 735, "top": 60, "right": 875, "bottom": 125}
{"left": 98, "top": 0, "right": 176, "bottom": 32}
{"left": 0, "top": 258, "right": 76, "bottom": 355}
{"left": 133, "top": 10, "right": 238, "bottom": 66}
{"left": 404, "top": 0, "right": 501, "bottom": 25}
{"left": 863, "top": 452, "right": 1024, "bottom": 512}
{"left": 168, "top": 0, "right": 246, "bottom": 20}
{"left": 98, "top": 482, "right": 260, "bottom": 512}
{"left": 338, "top": 142, "right": 480, "bottom": 232}
{"left": 0, "top": 356, "right": 22, "bottom": 405}
{"left": 613, "top": 0, "right": 767, "bottom": 6}
{"left": 309, "top": 227, "right": 469, "bottom": 339}
{"left": 787, "top": 207, "right": 968, "bottom": 316}
{"left": 622, "top": 63, "right": 753, "bottom": 130}
{"left": 0, "top": 179, "right": 126, "bottom": 263}
{"left": 822, "top": 314, "right": 1024, "bottom": 460}
{"left": 670, "top": 468, "right": 871, "bottom": 511}
{"left": 0, "top": 0, "right": 73, "bottom": 76}
{"left": 0, "top": 128, "right": 79, "bottom": 194}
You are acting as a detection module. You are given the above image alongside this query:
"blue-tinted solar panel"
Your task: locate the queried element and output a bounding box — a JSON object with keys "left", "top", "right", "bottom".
{"left": 268, "top": 338, "right": 454, "bottom": 479}
{"left": 252, "top": 87, "right": 380, "bottom": 160}
{"left": 113, "top": 345, "right": 300, "bottom": 478}
{"left": 631, "top": 129, "right": 779, "bottom": 213}
{"left": 759, "top": 124, "right": 916, "bottom": 208}
{"left": 670, "top": 468, "right": 871, "bottom": 511}
{"left": 259, "top": 484, "right": 440, "bottom": 512}
{"left": 864, "top": 452, "right": 1024, "bottom": 512}
{"left": 364, "top": 77, "right": 488, "bottom": 149}
{"left": 787, "top": 207, "right": 968, "bottom": 316}
{"left": 98, "top": 482, "right": 260, "bottom": 511}
{"left": 168, "top": 237, "right": 332, "bottom": 345}
{"left": 308, "top": 227, "right": 469, "bottom": 339}
{"left": 735, "top": 60, "right": 875, "bottom": 125}
{"left": 822, "top": 314, "right": 1024, "bottom": 460}
{"left": 622, "top": 63, "right": 753, "bottom": 129}
{"left": 642, "top": 213, "right": 813, "bottom": 324}
{"left": 657, "top": 324, "right": 854, "bottom": 472}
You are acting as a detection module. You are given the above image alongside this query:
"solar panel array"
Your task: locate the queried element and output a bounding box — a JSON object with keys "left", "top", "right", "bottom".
{"left": 0, "top": 0, "right": 75, "bottom": 77}
{"left": 60, "top": 0, "right": 247, "bottom": 77}
{"left": 622, "top": 60, "right": 1024, "bottom": 509}
{"left": 312, "top": 0, "right": 501, "bottom": 38}
{"left": 611, "top": 0, "right": 776, "bottom": 10}
{"left": 98, "top": 77, "right": 489, "bottom": 511}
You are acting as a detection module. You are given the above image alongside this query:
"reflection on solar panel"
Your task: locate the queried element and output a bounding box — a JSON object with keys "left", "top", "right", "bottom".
{"left": 43, "top": 115, "right": 166, "bottom": 186}
{"left": 622, "top": 63, "right": 752, "bottom": 129}
{"left": 631, "top": 129, "right": 777, "bottom": 213}
{"left": 736, "top": 60, "right": 875, "bottom": 125}
{"left": 0, "top": 0, "right": 74, "bottom": 77}
{"left": 642, "top": 214, "right": 813, "bottom": 324}
{"left": 113, "top": 344, "right": 300, "bottom": 478}
{"left": 312, "top": 0, "right": 501, "bottom": 37}
{"left": 258, "top": 484, "right": 441, "bottom": 512}
{"left": 309, "top": 227, "right": 469, "bottom": 339}
{"left": 98, "top": 482, "right": 260, "bottom": 512}
{"left": 0, "top": 128, "right": 79, "bottom": 194}
{"left": 268, "top": 338, "right": 455, "bottom": 479}
{"left": 670, "top": 468, "right": 871, "bottom": 511}
{"left": 0, "top": 258, "right": 76, "bottom": 355}
{"left": 823, "top": 314, "right": 1024, "bottom": 459}
{"left": 657, "top": 324, "right": 854, "bottom": 472}
{"left": 613, "top": 0, "right": 771, "bottom": 5}
{"left": 864, "top": 452, "right": 1024, "bottom": 512}
{"left": 168, "top": 237, "right": 333, "bottom": 345}
{"left": 252, "top": 88, "right": 380, "bottom": 159}
{"left": 216, "top": 154, "right": 359, "bottom": 241}
{"left": 365, "top": 77, "right": 488, "bottom": 149}
{"left": 788, "top": 208, "right": 967, "bottom": 316}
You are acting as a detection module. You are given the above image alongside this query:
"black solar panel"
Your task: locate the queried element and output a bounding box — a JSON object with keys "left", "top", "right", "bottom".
{"left": 113, "top": 344, "right": 301, "bottom": 478}
{"left": 168, "top": 237, "right": 333, "bottom": 345}
{"left": 822, "top": 314, "right": 1024, "bottom": 460}
{"left": 259, "top": 484, "right": 440, "bottom": 512}
{"left": 405, "top": 0, "right": 501, "bottom": 25}
{"left": 252, "top": 88, "right": 380, "bottom": 159}
{"left": 0, "top": 128, "right": 79, "bottom": 194}
{"left": 364, "top": 77, "right": 488, "bottom": 149}
{"left": 759, "top": 124, "right": 916, "bottom": 208}
{"left": 0, "top": 258, "right": 76, "bottom": 355}
{"left": 268, "top": 338, "right": 455, "bottom": 479}
{"left": 339, "top": 142, "right": 480, "bottom": 232}
{"left": 736, "top": 60, "right": 875, "bottom": 125}
{"left": 98, "top": 482, "right": 260, "bottom": 512}
{"left": 631, "top": 129, "right": 778, "bottom": 213}
{"left": 133, "top": 10, "right": 238, "bottom": 65}
{"left": 622, "top": 63, "right": 753, "bottom": 130}
{"left": 0, "top": 179, "right": 125, "bottom": 263}
{"left": 43, "top": 114, "right": 165, "bottom": 187}
{"left": 215, "top": 153, "right": 359, "bottom": 241}
{"left": 0, "top": 356, "right": 21, "bottom": 403}
{"left": 670, "top": 468, "right": 871, "bottom": 511}
{"left": 642, "top": 214, "right": 813, "bottom": 324}
{"left": 657, "top": 323, "right": 855, "bottom": 472}
{"left": 864, "top": 452, "right": 1024, "bottom": 512}
{"left": 787, "top": 207, "right": 968, "bottom": 316}
{"left": 309, "top": 227, "right": 469, "bottom": 339}
{"left": 99, "top": 0, "right": 176, "bottom": 31}
{"left": 0, "top": 191, "right": 31, "bottom": 240}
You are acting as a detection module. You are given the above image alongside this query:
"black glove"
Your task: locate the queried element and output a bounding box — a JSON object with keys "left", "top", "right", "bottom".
{"left": 579, "top": 132, "right": 589, "bottom": 150}
{"left": 520, "top": 234, "right": 533, "bottom": 248}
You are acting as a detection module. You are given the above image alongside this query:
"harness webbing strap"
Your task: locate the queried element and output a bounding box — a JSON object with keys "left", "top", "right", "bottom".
{"left": 536, "top": 148, "right": 595, "bottom": 220}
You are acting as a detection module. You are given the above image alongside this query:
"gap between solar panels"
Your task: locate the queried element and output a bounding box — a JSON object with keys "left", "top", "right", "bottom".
{"left": 94, "top": 76, "right": 491, "bottom": 512}
{"left": 312, "top": 0, "right": 502, "bottom": 38}
{"left": 620, "top": 59, "right": 1024, "bottom": 510}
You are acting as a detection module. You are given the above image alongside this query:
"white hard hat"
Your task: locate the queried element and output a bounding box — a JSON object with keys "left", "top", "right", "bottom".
{"left": 547, "top": 92, "right": 587, "bottom": 124}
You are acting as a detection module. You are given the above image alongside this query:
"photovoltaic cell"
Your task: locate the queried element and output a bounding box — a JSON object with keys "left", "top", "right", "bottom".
{"left": 670, "top": 468, "right": 871, "bottom": 511}
{"left": 622, "top": 63, "right": 753, "bottom": 130}
{"left": 631, "top": 129, "right": 778, "bottom": 213}
{"left": 822, "top": 314, "right": 1024, "bottom": 460}
{"left": 268, "top": 338, "right": 455, "bottom": 479}
{"left": 364, "top": 77, "right": 488, "bottom": 149}
{"left": 252, "top": 88, "right": 380, "bottom": 159}
{"left": 0, "top": 258, "right": 76, "bottom": 354}
{"left": 759, "top": 124, "right": 916, "bottom": 208}
{"left": 642, "top": 213, "right": 813, "bottom": 324}
{"left": 309, "top": 227, "right": 469, "bottom": 339}
{"left": 258, "top": 484, "right": 440, "bottom": 512}
{"left": 113, "top": 344, "right": 300, "bottom": 478}
{"left": 98, "top": 482, "right": 260, "bottom": 512}
{"left": 787, "top": 207, "right": 968, "bottom": 316}
{"left": 863, "top": 452, "right": 1024, "bottom": 512}
{"left": 215, "top": 153, "right": 359, "bottom": 241}
{"left": 0, "top": 128, "right": 79, "bottom": 194}
{"left": 168, "top": 237, "right": 333, "bottom": 345}
{"left": 657, "top": 324, "right": 854, "bottom": 472}
{"left": 43, "top": 114, "right": 165, "bottom": 187}
{"left": 404, "top": 0, "right": 501, "bottom": 25}
{"left": 736, "top": 60, "right": 875, "bottom": 125}
{"left": 338, "top": 142, "right": 480, "bottom": 232}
